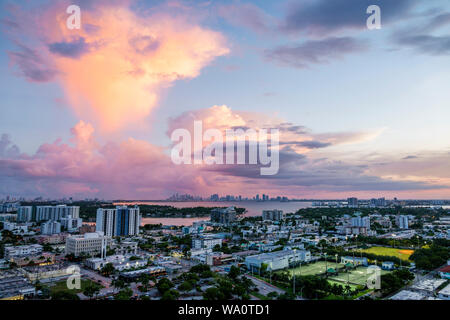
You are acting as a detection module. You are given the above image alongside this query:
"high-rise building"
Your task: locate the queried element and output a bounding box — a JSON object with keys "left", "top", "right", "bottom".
{"left": 96, "top": 206, "right": 141, "bottom": 237}
{"left": 262, "top": 210, "right": 284, "bottom": 221}
{"left": 17, "top": 206, "right": 33, "bottom": 222}
{"left": 36, "top": 205, "right": 79, "bottom": 222}
{"left": 210, "top": 207, "right": 237, "bottom": 225}
{"left": 42, "top": 221, "right": 61, "bottom": 235}
{"left": 347, "top": 197, "right": 358, "bottom": 208}
{"left": 396, "top": 215, "right": 409, "bottom": 229}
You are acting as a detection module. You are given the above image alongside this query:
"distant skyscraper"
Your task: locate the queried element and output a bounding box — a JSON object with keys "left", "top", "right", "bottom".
{"left": 96, "top": 206, "right": 141, "bottom": 237}
{"left": 262, "top": 210, "right": 284, "bottom": 221}
{"left": 347, "top": 197, "right": 358, "bottom": 208}
{"left": 210, "top": 207, "right": 237, "bottom": 225}
{"left": 396, "top": 215, "right": 409, "bottom": 229}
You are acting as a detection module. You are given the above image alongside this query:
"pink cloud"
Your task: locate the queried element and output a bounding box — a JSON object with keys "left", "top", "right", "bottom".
{"left": 6, "top": 1, "right": 229, "bottom": 133}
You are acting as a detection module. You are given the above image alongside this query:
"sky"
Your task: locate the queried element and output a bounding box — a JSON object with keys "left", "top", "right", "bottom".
{"left": 0, "top": 0, "right": 449, "bottom": 200}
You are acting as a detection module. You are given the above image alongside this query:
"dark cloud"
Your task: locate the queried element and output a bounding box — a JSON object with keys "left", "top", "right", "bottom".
{"left": 280, "top": 140, "right": 332, "bottom": 149}
{"left": 265, "top": 37, "right": 368, "bottom": 68}
{"left": 202, "top": 148, "right": 444, "bottom": 192}
{"left": 402, "top": 155, "right": 418, "bottom": 160}
{"left": 48, "top": 37, "right": 92, "bottom": 59}
{"left": 422, "top": 12, "right": 450, "bottom": 32}
{"left": 394, "top": 33, "right": 450, "bottom": 55}
{"left": 0, "top": 134, "right": 20, "bottom": 159}
{"left": 129, "top": 35, "right": 160, "bottom": 55}
{"left": 217, "top": 2, "right": 274, "bottom": 34}
{"left": 8, "top": 43, "right": 58, "bottom": 82}
{"left": 282, "top": 0, "right": 416, "bottom": 36}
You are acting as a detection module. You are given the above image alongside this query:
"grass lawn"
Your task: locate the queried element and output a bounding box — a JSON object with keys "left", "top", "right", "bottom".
{"left": 48, "top": 279, "right": 103, "bottom": 294}
{"left": 357, "top": 246, "right": 414, "bottom": 261}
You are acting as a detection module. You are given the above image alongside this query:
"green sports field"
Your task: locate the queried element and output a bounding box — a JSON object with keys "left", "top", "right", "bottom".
{"left": 284, "top": 261, "right": 392, "bottom": 287}
{"left": 287, "top": 261, "right": 345, "bottom": 277}
{"left": 328, "top": 266, "right": 391, "bottom": 286}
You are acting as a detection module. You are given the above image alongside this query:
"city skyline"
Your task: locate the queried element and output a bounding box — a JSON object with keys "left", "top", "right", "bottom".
{"left": 1, "top": 0, "right": 450, "bottom": 200}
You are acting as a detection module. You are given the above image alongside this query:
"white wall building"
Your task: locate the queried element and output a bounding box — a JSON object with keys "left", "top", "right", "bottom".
{"left": 41, "top": 221, "right": 61, "bottom": 235}
{"left": 245, "top": 249, "right": 311, "bottom": 272}
{"left": 36, "top": 205, "right": 79, "bottom": 222}
{"left": 65, "top": 232, "right": 108, "bottom": 257}
{"left": 5, "top": 244, "right": 43, "bottom": 260}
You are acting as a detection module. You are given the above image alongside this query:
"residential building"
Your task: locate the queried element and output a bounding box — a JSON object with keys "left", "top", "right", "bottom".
{"left": 210, "top": 207, "right": 237, "bottom": 225}
{"left": 17, "top": 206, "right": 33, "bottom": 222}
{"left": 96, "top": 206, "right": 141, "bottom": 237}
{"left": 41, "top": 221, "right": 61, "bottom": 235}
{"left": 262, "top": 210, "right": 284, "bottom": 221}
{"left": 192, "top": 237, "right": 222, "bottom": 250}
{"left": 347, "top": 197, "right": 358, "bottom": 208}
{"left": 4, "top": 244, "right": 43, "bottom": 260}
{"left": 396, "top": 215, "right": 409, "bottom": 229}
{"left": 438, "top": 283, "right": 450, "bottom": 300}
{"left": 36, "top": 205, "right": 79, "bottom": 222}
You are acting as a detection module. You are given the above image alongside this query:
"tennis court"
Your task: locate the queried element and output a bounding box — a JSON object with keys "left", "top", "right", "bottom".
{"left": 328, "top": 266, "right": 390, "bottom": 286}
{"left": 287, "top": 261, "right": 345, "bottom": 277}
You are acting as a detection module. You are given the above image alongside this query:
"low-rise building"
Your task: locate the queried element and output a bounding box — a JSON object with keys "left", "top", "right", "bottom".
{"left": 0, "top": 270, "right": 35, "bottom": 300}
{"left": 22, "top": 263, "right": 71, "bottom": 281}
{"left": 4, "top": 244, "right": 43, "bottom": 260}
{"left": 382, "top": 261, "right": 395, "bottom": 270}
{"left": 85, "top": 254, "right": 147, "bottom": 271}
{"left": 192, "top": 237, "right": 222, "bottom": 250}
{"left": 341, "top": 256, "right": 368, "bottom": 267}
{"left": 438, "top": 265, "right": 450, "bottom": 280}
{"left": 65, "top": 232, "right": 108, "bottom": 257}
{"left": 245, "top": 249, "right": 311, "bottom": 272}
{"left": 438, "top": 283, "right": 450, "bottom": 300}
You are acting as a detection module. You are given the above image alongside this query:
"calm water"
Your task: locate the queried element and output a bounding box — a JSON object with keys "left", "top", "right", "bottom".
{"left": 114, "top": 201, "right": 313, "bottom": 226}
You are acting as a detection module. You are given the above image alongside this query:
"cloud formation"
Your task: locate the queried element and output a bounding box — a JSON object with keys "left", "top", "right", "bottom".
{"left": 6, "top": 1, "right": 229, "bottom": 132}
{"left": 0, "top": 106, "right": 448, "bottom": 199}
{"left": 281, "top": 0, "right": 416, "bottom": 36}
{"left": 265, "top": 37, "right": 368, "bottom": 68}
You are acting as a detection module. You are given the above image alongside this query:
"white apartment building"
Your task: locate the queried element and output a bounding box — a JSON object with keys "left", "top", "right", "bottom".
{"left": 4, "top": 244, "right": 43, "bottom": 260}
{"left": 36, "top": 205, "right": 80, "bottom": 222}
{"left": 65, "top": 232, "right": 108, "bottom": 257}
{"left": 192, "top": 237, "right": 223, "bottom": 250}
{"left": 60, "top": 217, "right": 83, "bottom": 232}
{"left": 262, "top": 210, "right": 285, "bottom": 221}
{"left": 41, "top": 221, "right": 61, "bottom": 235}
{"left": 96, "top": 206, "right": 141, "bottom": 237}
{"left": 17, "top": 206, "right": 33, "bottom": 222}
{"left": 396, "top": 215, "right": 409, "bottom": 229}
